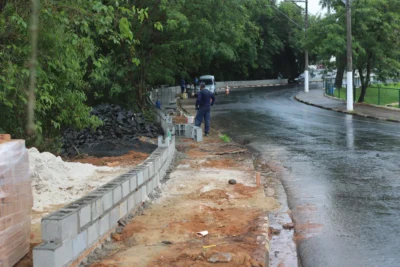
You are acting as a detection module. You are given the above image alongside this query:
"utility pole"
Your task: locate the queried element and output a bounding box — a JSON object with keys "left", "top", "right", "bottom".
{"left": 304, "top": 0, "right": 309, "bottom": 93}
{"left": 346, "top": 0, "right": 353, "bottom": 110}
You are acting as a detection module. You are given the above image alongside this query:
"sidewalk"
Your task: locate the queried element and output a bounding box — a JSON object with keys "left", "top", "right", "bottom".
{"left": 296, "top": 89, "right": 400, "bottom": 123}
{"left": 89, "top": 101, "right": 280, "bottom": 266}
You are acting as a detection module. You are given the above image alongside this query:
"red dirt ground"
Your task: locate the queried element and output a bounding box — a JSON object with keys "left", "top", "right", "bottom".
{"left": 69, "top": 150, "right": 149, "bottom": 166}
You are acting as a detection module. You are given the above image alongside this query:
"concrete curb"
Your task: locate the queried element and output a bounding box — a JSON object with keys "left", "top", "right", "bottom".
{"left": 33, "top": 111, "right": 177, "bottom": 267}
{"left": 295, "top": 94, "right": 400, "bottom": 123}
{"left": 324, "top": 93, "right": 400, "bottom": 112}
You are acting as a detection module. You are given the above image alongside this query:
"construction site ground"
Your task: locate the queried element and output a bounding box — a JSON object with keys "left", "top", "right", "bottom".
{"left": 15, "top": 140, "right": 157, "bottom": 267}
{"left": 89, "top": 118, "right": 281, "bottom": 266}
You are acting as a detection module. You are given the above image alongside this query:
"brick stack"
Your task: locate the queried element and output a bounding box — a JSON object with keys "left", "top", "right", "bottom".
{"left": 0, "top": 135, "right": 32, "bottom": 267}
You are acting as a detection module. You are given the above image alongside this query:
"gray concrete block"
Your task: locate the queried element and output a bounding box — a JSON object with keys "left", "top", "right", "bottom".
{"left": 41, "top": 209, "right": 78, "bottom": 243}
{"left": 113, "top": 185, "right": 122, "bottom": 205}
{"left": 102, "top": 190, "right": 113, "bottom": 212}
{"left": 155, "top": 173, "right": 160, "bottom": 186}
{"left": 87, "top": 221, "right": 99, "bottom": 246}
{"left": 141, "top": 186, "right": 147, "bottom": 202}
{"left": 170, "top": 135, "right": 175, "bottom": 146}
{"left": 73, "top": 230, "right": 87, "bottom": 258}
{"left": 185, "top": 124, "right": 194, "bottom": 138}
{"left": 192, "top": 126, "right": 203, "bottom": 142}
{"left": 154, "top": 156, "right": 161, "bottom": 171}
{"left": 142, "top": 166, "right": 149, "bottom": 182}
{"left": 144, "top": 166, "right": 152, "bottom": 182}
{"left": 146, "top": 179, "right": 153, "bottom": 195}
{"left": 99, "top": 213, "right": 110, "bottom": 236}
{"left": 122, "top": 179, "right": 130, "bottom": 198}
{"left": 161, "top": 149, "right": 167, "bottom": 163}
{"left": 127, "top": 194, "right": 135, "bottom": 212}
{"left": 130, "top": 174, "right": 137, "bottom": 192}
{"left": 175, "top": 124, "right": 186, "bottom": 136}
{"left": 146, "top": 161, "right": 155, "bottom": 178}
{"left": 33, "top": 239, "right": 73, "bottom": 267}
{"left": 134, "top": 189, "right": 142, "bottom": 206}
{"left": 119, "top": 199, "right": 128, "bottom": 220}
{"left": 91, "top": 197, "right": 103, "bottom": 222}
{"left": 137, "top": 170, "right": 144, "bottom": 186}
{"left": 158, "top": 135, "right": 170, "bottom": 147}
{"left": 79, "top": 203, "right": 91, "bottom": 229}
{"left": 110, "top": 206, "right": 119, "bottom": 227}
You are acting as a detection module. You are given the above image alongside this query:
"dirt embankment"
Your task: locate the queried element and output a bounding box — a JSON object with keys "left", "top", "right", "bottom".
{"left": 89, "top": 129, "right": 279, "bottom": 267}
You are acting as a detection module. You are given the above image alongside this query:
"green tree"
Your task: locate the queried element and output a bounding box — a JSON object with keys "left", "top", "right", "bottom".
{"left": 1, "top": 0, "right": 306, "bottom": 149}
{"left": 307, "top": 0, "right": 400, "bottom": 102}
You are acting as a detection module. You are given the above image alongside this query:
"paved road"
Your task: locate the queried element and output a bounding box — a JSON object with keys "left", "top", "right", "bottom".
{"left": 211, "top": 86, "right": 400, "bottom": 267}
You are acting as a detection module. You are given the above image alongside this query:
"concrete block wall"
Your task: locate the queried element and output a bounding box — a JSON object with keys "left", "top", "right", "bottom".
{"left": 216, "top": 79, "right": 287, "bottom": 89}
{"left": 33, "top": 113, "right": 176, "bottom": 267}
{"left": 151, "top": 79, "right": 289, "bottom": 108}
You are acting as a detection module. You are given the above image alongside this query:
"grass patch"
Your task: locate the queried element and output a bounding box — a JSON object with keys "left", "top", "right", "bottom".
{"left": 219, "top": 134, "right": 231, "bottom": 143}
{"left": 329, "top": 83, "right": 400, "bottom": 107}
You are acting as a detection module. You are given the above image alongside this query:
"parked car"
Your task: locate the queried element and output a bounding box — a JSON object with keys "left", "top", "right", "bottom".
{"left": 288, "top": 76, "right": 297, "bottom": 84}
{"left": 294, "top": 73, "right": 305, "bottom": 83}
{"left": 289, "top": 69, "right": 324, "bottom": 84}
{"left": 198, "top": 75, "right": 217, "bottom": 95}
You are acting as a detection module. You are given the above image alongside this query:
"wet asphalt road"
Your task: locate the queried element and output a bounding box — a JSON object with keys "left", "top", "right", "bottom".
{"left": 211, "top": 85, "right": 400, "bottom": 267}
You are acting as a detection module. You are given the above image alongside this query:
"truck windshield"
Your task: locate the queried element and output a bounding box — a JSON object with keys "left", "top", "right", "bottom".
{"left": 199, "top": 79, "right": 214, "bottom": 85}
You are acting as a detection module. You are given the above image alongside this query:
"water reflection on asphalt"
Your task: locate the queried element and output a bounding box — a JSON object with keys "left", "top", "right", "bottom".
{"left": 212, "top": 86, "right": 400, "bottom": 267}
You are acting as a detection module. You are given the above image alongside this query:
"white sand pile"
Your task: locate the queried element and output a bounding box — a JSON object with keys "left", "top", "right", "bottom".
{"left": 29, "top": 148, "right": 127, "bottom": 212}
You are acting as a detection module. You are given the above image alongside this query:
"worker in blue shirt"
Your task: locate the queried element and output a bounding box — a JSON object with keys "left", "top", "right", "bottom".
{"left": 195, "top": 82, "right": 215, "bottom": 136}
{"left": 180, "top": 78, "right": 186, "bottom": 94}
{"left": 193, "top": 77, "right": 198, "bottom": 91}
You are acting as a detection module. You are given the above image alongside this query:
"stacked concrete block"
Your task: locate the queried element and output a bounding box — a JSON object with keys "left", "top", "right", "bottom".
{"left": 158, "top": 136, "right": 170, "bottom": 147}
{"left": 175, "top": 124, "right": 185, "bottom": 136}
{"left": 192, "top": 126, "right": 203, "bottom": 142}
{"left": 34, "top": 108, "right": 176, "bottom": 267}
{"left": 0, "top": 139, "right": 32, "bottom": 267}
{"left": 174, "top": 123, "right": 202, "bottom": 142}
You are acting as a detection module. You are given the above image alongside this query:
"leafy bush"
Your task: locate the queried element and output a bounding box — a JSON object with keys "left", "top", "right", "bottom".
{"left": 219, "top": 134, "right": 231, "bottom": 143}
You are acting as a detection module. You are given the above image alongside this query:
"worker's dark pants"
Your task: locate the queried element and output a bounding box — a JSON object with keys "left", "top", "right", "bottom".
{"left": 195, "top": 106, "right": 211, "bottom": 134}
{"left": 181, "top": 86, "right": 185, "bottom": 94}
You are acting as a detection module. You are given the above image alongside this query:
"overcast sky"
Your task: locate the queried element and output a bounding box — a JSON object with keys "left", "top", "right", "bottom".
{"left": 278, "top": 0, "right": 325, "bottom": 15}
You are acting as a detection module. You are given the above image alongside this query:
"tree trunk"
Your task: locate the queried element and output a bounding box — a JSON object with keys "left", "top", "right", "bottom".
{"left": 358, "top": 67, "right": 366, "bottom": 103}
{"left": 335, "top": 67, "right": 345, "bottom": 89}
{"left": 335, "top": 54, "right": 346, "bottom": 89}
{"left": 357, "top": 54, "right": 372, "bottom": 103}
{"left": 358, "top": 84, "right": 367, "bottom": 103}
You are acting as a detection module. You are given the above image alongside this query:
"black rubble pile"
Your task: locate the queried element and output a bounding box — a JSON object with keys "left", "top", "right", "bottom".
{"left": 62, "top": 104, "right": 163, "bottom": 157}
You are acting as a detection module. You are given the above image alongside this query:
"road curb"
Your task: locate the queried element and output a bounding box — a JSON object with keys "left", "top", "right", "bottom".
{"left": 324, "top": 93, "right": 400, "bottom": 112}
{"left": 295, "top": 94, "right": 400, "bottom": 123}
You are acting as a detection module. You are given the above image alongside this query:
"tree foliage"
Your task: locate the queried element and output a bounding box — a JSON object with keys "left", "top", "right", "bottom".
{"left": 0, "top": 0, "right": 303, "bottom": 147}
{"left": 307, "top": 0, "right": 400, "bottom": 102}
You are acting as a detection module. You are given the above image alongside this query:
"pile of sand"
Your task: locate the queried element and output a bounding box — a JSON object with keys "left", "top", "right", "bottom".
{"left": 29, "top": 148, "right": 127, "bottom": 212}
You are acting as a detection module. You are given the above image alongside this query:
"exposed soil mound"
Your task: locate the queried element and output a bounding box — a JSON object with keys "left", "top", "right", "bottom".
{"left": 70, "top": 150, "right": 149, "bottom": 166}
{"left": 78, "top": 139, "right": 157, "bottom": 158}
